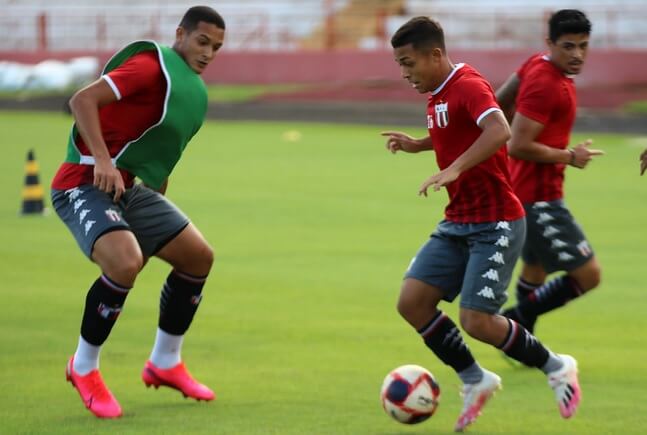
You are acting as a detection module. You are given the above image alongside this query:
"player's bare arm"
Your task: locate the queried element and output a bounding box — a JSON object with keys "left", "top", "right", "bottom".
{"left": 495, "top": 72, "right": 520, "bottom": 122}
{"left": 418, "top": 111, "right": 510, "bottom": 196}
{"left": 68, "top": 78, "right": 124, "bottom": 201}
{"left": 640, "top": 149, "right": 647, "bottom": 176}
{"left": 508, "top": 112, "right": 603, "bottom": 167}
{"left": 381, "top": 131, "right": 433, "bottom": 154}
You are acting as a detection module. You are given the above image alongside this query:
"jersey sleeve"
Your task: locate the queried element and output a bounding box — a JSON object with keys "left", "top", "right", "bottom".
{"left": 461, "top": 77, "right": 502, "bottom": 127}
{"left": 515, "top": 69, "right": 556, "bottom": 125}
{"left": 103, "top": 51, "right": 163, "bottom": 101}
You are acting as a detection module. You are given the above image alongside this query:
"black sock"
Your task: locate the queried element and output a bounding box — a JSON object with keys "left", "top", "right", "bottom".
{"left": 498, "top": 318, "right": 549, "bottom": 368}
{"left": 417, "top": 311, "right": 475, "bottom": 373}
{"left": 80, "top": 275, "right": 130, "bottom": 346}
{"left": 516, "top": 277, "right": 541, "bottom": 301}
{"left": 517, "top": 275, "right": 582, "bottom": 318}
{"left": 159, "top": 269, "right": 207, "bottom": 335}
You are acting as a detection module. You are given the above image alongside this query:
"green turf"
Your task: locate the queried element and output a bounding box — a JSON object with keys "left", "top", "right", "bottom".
{"left": 0, "top": 84, "right": 311, "bottom": 104}
{"left": 1, "top": 112, "right": 646, "bottom": 434}
{"left": 624, "top": 100, "right": 647, "bottom": 114}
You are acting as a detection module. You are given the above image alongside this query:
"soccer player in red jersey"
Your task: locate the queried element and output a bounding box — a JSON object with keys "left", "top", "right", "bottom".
{"left": 51, "top": 6, "right": 225, "bottom": 418}
{"left": 382, "top": 17, "right": 581, "bottom": 431}
{"left": 496, "top": 10, "right": 603, "bottom": 335}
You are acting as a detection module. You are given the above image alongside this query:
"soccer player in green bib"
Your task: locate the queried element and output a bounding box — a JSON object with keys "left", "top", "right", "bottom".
{"left": 50, "top": 6, "right": 225, "bottom": 418}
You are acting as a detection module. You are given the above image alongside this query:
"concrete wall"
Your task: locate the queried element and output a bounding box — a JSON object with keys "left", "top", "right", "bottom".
{"left": 2, "top": 49, "right": 646, "bottom": 88}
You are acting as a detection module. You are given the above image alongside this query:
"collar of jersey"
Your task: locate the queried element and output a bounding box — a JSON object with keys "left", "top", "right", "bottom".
{"left": 542, "top": 55, "right": 576, "bottom": 79}
{"left": 431, "top": 63, "right": 465, "bottom": 95}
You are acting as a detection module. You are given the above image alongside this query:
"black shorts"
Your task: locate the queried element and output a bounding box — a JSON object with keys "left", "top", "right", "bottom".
{"left": 522, "top": 200, "right": 594, "bottom": 273}
{"left": 405, "top": 218, "right": 526, "bottom": 314}
{"left": 52, "top": 184, "right": 190, "bottom": 259}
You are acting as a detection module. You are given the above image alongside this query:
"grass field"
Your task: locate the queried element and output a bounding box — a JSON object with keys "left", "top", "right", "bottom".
{"left": 0, "top": 111, "right": 646, "bottom": 434}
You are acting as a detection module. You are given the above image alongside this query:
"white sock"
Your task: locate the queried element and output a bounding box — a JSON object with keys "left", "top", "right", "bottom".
{"left": 73, "top": 336, "right": 101, "bottom": 375}
{"left": 150, "top": 328, "right": 183, "bottom": 369}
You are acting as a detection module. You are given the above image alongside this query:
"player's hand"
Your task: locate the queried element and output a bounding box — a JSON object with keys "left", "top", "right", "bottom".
{"left": 640, "top": 148, "right": 647, "bottom": 176}
{"left": 569, "top": 139, "right": 604, "bottom": 169}
{"left": 94, "top": 159, "right": 125, "bottom": 202}
{"left": 381, "top": 131, "right": 424, "bottom": 154}
{"left": 418, "top": 167, "right": 461, "bottom": 196}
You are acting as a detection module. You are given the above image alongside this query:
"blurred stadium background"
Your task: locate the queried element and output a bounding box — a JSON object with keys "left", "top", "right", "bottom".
{"left": 2, "top": 0, "right": 647, "bottom": 119}
{"left": 1, "top": 2, "right": 647, "bottom": 434}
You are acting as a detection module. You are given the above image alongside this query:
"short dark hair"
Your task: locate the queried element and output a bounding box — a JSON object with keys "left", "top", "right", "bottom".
{"left": 179, "top": 6, "right": 226, "bottom": 32}
{"left": 391, "top": 16, "right": 445, "bottom": 52}
{"left": 548, "top": 9, "right": 591, "bottom": 42}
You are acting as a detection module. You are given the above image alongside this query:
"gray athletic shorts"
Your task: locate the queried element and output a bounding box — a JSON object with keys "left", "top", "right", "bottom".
{"left": 522, "top": 199, "right": 594, "bottom": 273}
{"left": 51, "top": 184, "right": 190, "bottom": 259}
{"left": 405, "top": 218, "right": 526, "bottom": 314}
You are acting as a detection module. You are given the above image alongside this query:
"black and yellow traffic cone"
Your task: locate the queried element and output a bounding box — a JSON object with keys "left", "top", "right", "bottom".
{"left": 21, "top": 149, "right": 45, "bottom": 215}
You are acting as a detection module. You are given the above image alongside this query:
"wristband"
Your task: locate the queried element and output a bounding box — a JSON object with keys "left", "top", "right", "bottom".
{"left": 568, "top": 149, "right": 576, "bottom": 166}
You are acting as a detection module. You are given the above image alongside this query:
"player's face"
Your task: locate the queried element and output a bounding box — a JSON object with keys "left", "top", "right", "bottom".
{"left": 175, "top": 21, "right": 225, "bottom": 74}
{"left": 547, "top": 33, "right": 589, "bottom": 75}
{"left": 394, "top": 44, "right": 442, "bottom": 93}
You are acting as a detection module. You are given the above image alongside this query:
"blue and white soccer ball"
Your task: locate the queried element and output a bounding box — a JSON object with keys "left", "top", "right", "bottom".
{"left": 380, "top": 364, "right": 440, "bottom": 424}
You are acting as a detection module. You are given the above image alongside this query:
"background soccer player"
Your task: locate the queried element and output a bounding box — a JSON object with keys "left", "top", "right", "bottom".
{"left": 50, "top": 6, "right": 225, "bottom": 418}
{"left": 496, "top": 10, "right": 603, "bottom": 334}
{"left": 382, "top": 16, "right": 581, "bottom": 432}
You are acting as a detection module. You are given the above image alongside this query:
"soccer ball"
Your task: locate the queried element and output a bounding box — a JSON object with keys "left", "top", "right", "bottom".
{"left": 380, "top": 364, "right": 440, "bottom": 424}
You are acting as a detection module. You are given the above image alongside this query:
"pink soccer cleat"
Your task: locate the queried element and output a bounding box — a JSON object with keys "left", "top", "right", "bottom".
{"left": 548, "top": 354, "right": 581, "bottom": 418}
{"left": 454, "top": 369, "right": 501, "bottom": 432}
{"left": 142, "top": 360, "right": 215, "bottom": 401}
{"left": 65, "top": 356, "right": 122, "bottom": 418}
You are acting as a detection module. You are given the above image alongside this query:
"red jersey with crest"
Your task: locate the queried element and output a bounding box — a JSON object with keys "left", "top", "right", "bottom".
{"left": 508, "top": 54, "right": 577, "bottom": 203}
{"left": 51, "top": 51, "right": 166, "bottom": 190}
{"left": 427, "top": 63, "right": 524, "bottom": 223}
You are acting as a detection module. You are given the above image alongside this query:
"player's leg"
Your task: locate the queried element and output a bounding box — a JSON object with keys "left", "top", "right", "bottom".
{"left": 52, "top": 185, "right": 143, "bottom": 418}
{"left": 459, "top": 217, "right": 580, "bottom": 418}
{"left": 501, "top": 261, "right": 546, "bottom": 333}
{"left": 401, "top": 221, "right": 495, "bottom": 432}
{"left": 504, "top": 201, "right": 600, "bottom": 330}
{"left": 123, "top": 185, "right": 215, "bottom": 401}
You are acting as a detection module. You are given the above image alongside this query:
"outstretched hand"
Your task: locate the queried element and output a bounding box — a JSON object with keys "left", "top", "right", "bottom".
{"left": 570, "top": 139, "right": 604, "bottom": 169}
{"left": 641, "top": 148, "right": 647, "bottom": 176}
{"left": 381, "top": 131, "right": 423, "bottom": 154}
{"left": 418, "top": 166, "right": 461, "bottom": 196}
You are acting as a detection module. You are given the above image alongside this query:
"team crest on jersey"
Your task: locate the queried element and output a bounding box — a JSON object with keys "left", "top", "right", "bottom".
{"left": 434, "top": 101, "right": 449, "bottom": 128}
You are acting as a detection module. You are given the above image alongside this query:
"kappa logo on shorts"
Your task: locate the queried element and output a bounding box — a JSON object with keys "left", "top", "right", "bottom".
{"left": 494, "top": 236, "right": 509, "bottom": 248}
{"left": 481, "top": 269, "right": 500, "bottom": 282}
{"left": 78, "top": 209, "right": 91, "bottom": 224}
{"left": 65, "top": 187, "right": 83, "bottom": 202}
{"left": 551, "top": 239, "right": 568, "bottom": 248}
{"left": 577, "top": 240, "right": 592, "bottom": 257}
{"left": 105, "top": 209, "right": 121, "bottom": 222}
{"left": 488, "top": 252, "right": 505, "bottom": 264}
{"left": 558, "top": 252, "right": 575, "bottom": 261}
{"left": 477, "top": 286, "right": 496, "bottom": 300}
{"left": 543, "top": 226, "right": 559, "bottom": 237}
{"left": 84, "top": 220, "right": 96, "bottom": 235}
{"left": 536, "top": 212, "right": 554, "bottom": 224}
{"left": 73, "top": 199, "right": 87, "bottom": 213}
{"left": 495, "top": 221, "right": 511, "bottom": 231}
